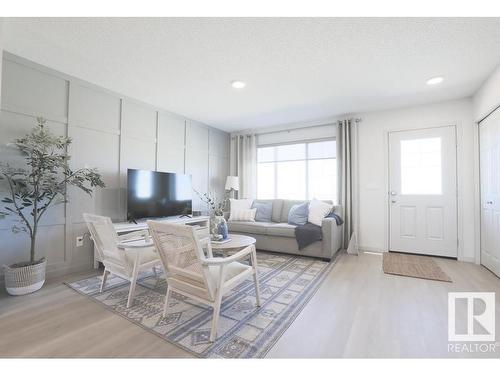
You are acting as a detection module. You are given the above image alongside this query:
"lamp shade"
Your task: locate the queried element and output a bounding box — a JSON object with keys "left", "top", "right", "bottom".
{"left": 225, "top": 176, "right": 239, "bottom": 191}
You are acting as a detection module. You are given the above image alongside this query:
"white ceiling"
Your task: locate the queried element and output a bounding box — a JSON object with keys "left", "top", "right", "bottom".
{"left": 3, "top": 18, "right": 500, "bottom": 132}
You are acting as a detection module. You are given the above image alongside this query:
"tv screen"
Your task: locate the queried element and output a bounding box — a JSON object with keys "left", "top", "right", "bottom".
{"left": 127, "top": 169, "right": 192, "bottom": 220}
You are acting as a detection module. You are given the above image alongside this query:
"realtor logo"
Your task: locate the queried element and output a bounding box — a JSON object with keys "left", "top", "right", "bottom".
{"left": 448, "top": 292, "right": 495, "bottom": 342}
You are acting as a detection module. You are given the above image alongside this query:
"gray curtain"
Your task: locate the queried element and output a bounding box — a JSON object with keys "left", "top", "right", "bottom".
{"left": 229, "top": 134, "right": 257, "bottom": 199}
{"left": 337, "top": 119, "right": 359, "bottom": 255}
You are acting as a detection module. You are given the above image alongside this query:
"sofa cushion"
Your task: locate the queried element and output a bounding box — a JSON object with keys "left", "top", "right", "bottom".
{"left": 208, "top": 262, "right": 251, "bottom": 291}
{"left": 252, "top": 201, "right": 273, "bottom": 222}
{"left": 227, "top": 221, "right": 269, "bottom": 235}
{"left": 288, "top": 202, "right": 309, "bottom": 225}
{"left": 280, "top": 200, "right": 307, "bottom": 222}
{"left": 266, "top": 223, "right": 297, "bottom": 238}
{"left": 253, "top": 199, "right": 283, "bottom": 222}
{"left": 308, "top": 199, "right": 333, "bottom": 226}
{"left": 229, "top": 208, "right": 257, "bottom": 222}
{"left": 229, "top": 199, "right": 253, "bottom": 221}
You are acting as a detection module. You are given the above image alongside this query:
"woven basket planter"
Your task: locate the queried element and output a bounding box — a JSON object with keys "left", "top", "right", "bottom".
{"left": 3, "top": 258, "right": 46, "bottom": 296}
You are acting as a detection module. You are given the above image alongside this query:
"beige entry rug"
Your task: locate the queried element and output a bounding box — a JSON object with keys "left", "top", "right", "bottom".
{"left": 383, "top": 252, "right": 452, "bottom": 282}
{"left": 67, "top": 251, "right": 339, "bottom": 358}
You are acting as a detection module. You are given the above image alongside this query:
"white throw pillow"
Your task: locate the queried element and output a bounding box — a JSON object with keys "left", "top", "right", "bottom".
{"left": 308, "top": 199, "right": 333, "bottom": 226}
{"left": 229, "top": 199, "right": 253, "bottom": 221}
{"left": 229, "top": 208, "right": 257, "bottom": 222}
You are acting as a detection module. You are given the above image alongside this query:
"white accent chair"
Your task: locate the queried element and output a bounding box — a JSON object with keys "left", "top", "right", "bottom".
{"left": 147, "top": 220, "right": 261, "bottom": 342}
{"left": 83, "top": 213, "right": 161, "bottom": 308}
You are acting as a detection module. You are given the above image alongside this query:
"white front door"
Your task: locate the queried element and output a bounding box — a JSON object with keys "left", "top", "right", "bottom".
{"left": 388, "top": 126, "right": 458, "bottom": 257}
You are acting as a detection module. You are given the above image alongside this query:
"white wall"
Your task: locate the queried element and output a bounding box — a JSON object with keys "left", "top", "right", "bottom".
{"left": 473, "top": 64, "right": 500, "bottom": 121}
{"left": 354, "top": 98, "right": 477, "bottom": 262}
{"left": 0, "top": 19, "right": 3, "bottom": 105}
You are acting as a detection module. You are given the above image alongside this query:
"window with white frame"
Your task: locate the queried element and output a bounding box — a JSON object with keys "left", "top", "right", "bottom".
{"left": 257, "top": 139, "right": 337, "bottom": 202}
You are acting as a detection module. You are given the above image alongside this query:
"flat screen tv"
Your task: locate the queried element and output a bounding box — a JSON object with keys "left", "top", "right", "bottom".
{"left": 127, "top": 169, "right": 192, "bottom": 221}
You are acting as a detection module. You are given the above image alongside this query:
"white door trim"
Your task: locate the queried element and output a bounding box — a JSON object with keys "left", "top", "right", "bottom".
{"left": 473, "top": 122, "right": 481, "bottom": 265}
{"left": 478, "top": 111, "right": 500, "bottom": 275}
{"left": 383, "top": 123, "right": 462, "bottom": 259}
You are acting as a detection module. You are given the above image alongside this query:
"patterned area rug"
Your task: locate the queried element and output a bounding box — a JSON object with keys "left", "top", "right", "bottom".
{"left": 66, "top": 251, "right": 338, "bottom": 358}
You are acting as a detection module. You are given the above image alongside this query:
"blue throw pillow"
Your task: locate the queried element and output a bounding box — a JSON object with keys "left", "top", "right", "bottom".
{"left": 252, "top": 201, "right": 273, "bottom": 222}
{"left": 288, "top": 202, "right": 309, "bottom": 225}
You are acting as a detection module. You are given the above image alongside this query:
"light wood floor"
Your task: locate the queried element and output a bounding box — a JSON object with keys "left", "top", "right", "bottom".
{"left": 1, "top": 252, "right": 499, "bottom": 358}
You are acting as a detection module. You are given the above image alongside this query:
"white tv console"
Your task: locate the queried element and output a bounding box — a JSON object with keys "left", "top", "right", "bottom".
{"left": 93, "top": 215, "right": 210, "bottom": 268}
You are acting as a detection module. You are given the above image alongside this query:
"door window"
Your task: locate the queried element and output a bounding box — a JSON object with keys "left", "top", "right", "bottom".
{"left": 400, "top": 137, "right": 442, "bottom": 195}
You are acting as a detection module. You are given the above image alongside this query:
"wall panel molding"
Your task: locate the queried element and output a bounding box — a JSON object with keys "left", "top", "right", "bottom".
{"left": 0, "top": 53, "right": 229, "bottom": 280}
{"left": 1, "top": 58, "right": 69, "bottom": 123}
{"left": 121, "top": 99, "right": 157, "bottom": 142}
{"left": 68, "top": 81, "right": 121, "bottom": 133}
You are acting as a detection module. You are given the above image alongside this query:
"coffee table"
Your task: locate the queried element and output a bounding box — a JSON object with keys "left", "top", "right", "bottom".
{"left": 210, "top": 234, "right": 256, "bottom": 257}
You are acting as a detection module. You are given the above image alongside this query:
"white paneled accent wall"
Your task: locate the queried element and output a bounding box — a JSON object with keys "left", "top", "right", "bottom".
{"left": 157, "top": 111, "right": 186, "bottom": 173}
{"left": 185, "top": 120, "right": 209, "bottom": 212}
{"left": 68, "top": 82, "right": 121, "bottom": 133}
{"left": 1, "top": 59, "right": 69, "bottom": 122}
{"left": 0, "top": 52, "right": 229, "bottom": 280}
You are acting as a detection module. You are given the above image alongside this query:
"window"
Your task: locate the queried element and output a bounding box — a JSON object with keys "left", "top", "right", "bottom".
{"left": 257, "top": 140, "right": 337, "bottom": 202}
{"left": 400, "top": 137, "right": 442, "bottom": 195}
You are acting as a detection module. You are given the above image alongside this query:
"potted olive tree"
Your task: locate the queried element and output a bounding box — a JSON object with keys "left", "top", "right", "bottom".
{"left": 0, "top": 117, "right": 105, "bottom": 295}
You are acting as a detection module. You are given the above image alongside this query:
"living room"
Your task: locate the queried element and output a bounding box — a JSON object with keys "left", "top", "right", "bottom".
{"left": 1, "top": 3, "right": 500, "bottom": 372}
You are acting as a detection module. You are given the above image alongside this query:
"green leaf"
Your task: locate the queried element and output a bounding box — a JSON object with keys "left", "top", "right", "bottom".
{"left": 1, "top": 117, "right": 106, "bottom": 242}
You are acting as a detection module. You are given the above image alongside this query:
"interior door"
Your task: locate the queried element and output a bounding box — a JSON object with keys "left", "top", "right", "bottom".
{"left": 480, "top": 109, "right": 500, "bottom": 277}
{"left": 389, "top": 126, "right": 458, "bottom": 257}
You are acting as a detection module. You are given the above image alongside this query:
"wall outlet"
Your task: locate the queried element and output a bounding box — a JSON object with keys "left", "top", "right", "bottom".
{"left": 76, "top": 236, "right": 84, "bottom": 247}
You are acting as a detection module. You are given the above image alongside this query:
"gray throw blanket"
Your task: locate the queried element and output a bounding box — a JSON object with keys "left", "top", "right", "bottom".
{"left": 328, "top": 212, "right": 344, "bottom": 226}
{"left": 294, "top": 213, "right": 344, "bottom": 250}
{"left": 295, "top": 223, "right": 323, "bottom": 250}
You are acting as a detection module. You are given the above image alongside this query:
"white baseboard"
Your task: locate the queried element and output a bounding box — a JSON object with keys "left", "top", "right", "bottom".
{"left": 358, "top": 246, "right": 477, "bottom": 264}
{"left": 358, "top": 246, "right": 387, "bottom": 253}
{"left": 457, "top": 256, "right": 477, "bottom": 264}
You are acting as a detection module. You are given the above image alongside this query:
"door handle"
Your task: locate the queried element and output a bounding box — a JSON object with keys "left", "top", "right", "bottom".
{"left": 391, "top": 200, "right": 397, "bottom": 204}
{"left": 389, "top": 191, "right": 398, "bottom": 196}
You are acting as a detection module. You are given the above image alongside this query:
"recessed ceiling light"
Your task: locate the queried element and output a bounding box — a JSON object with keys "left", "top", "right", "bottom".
{"left": 426, "top": 76, "right": 444, "bottom": 85}
{"left": 231, "top": 80, "right": 246, "bottom": 89}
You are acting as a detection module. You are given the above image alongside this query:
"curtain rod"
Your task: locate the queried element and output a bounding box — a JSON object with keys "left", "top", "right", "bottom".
{"left": 478, "top": 104, "right": 500, "bottom": 124}
{"left": 339, "top": 118, "right": 362, "bottom": 124}
{"left": 255, "top": 122, "right": 336, "bottom": 136}
{"left": 231, "top": 117, "right": 362, "bottom": 138}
